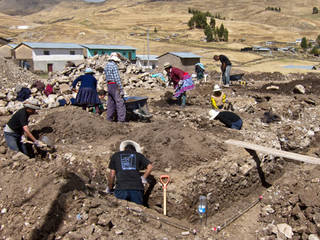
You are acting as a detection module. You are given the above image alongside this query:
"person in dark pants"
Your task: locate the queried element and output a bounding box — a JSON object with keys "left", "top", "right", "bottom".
{"left": 106, "top": 140, "right": 153, "bottom": 205}
{"left": 209, "top": 109, "right": 243, "bottom": 130}
{"left": 4, "top": 99, "right": 44, "bottom": 156}
{"left": 104, "top": 52, "right": 126, "bottom": 122}
{"left": 71, "top": 68, "right": 101, "bottom": 113}
{"left": 213, "top": 55, "right": 232, "bottom": 87}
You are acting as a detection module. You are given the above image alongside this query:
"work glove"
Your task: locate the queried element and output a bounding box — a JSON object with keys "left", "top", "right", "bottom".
{"left": 105, "top": 186, "right": 114, "bottom": 194}
{"left": 141, "top": 176, "right": 148, "bottom": 186}
{"left": 21, "top": 135, "right": 27, "bottom": 144}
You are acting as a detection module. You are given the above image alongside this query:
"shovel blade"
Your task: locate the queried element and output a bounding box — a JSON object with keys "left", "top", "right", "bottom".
{"left": 40, "top": 136, "right": 54, "bottom": 147}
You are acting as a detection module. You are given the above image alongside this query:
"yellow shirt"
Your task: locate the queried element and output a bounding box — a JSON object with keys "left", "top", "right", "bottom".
{"left": 211, "top": 93, "right": 226, "bottom": 109}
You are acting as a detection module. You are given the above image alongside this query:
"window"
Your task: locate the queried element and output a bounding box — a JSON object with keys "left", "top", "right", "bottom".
{"left": 70, "top": 51, "right": 75, "bottom": 55}
{"left": 43, "top": 50, "right": 50, "bottom": 55}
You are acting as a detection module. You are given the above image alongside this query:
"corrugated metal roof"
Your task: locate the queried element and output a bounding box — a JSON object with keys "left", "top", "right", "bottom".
{"left": 159, "top": 52, "right": 202, "bottom": 59}
{"left": 22, "top": 42, "right": 83, "bottom": 49}
{"left": 8, "top": 44, "right": 17, "bottom": 48}
{"left": 136, "top": 55, "right": 158, "bottom": 61}
{"left": 81, "top": 44, "right": 136, "bottom": 50}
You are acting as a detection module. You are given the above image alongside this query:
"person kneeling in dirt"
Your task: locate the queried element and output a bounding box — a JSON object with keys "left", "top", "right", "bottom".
{"left": 3, "top": 99, "right": 44, "bottom": 156}
{"left": 211, "top": 84, "right": 234, "bottom": 111}
{"left": 209, "top": 109, "right": 243, "bottom": 130}
{"left": 164, "top": 62, "right": 195, "bottom": 107}
{"left": 106, "top": 140, "right": 153, "bottom": 205}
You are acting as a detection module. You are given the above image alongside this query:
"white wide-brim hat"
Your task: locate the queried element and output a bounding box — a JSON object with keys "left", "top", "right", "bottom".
{"left": 85, "top": 67, "right": 94, "bottom": 74}
{"left": 213, "top": 84, "right": 222, "bottom": 92}
{"left": 23, "top": 98, "right": 41, "bottom": 110}
{"left": 108, "top": 52, "right": 121, "bottom": 62}
{"left": 119, "top": 140, "right": 142, "bottom": 153}
{"left": 163, "top": 62, "right": 171, "bottom": 69}
{"left": 209, "top": 109, "right": 219, "bottom": 120}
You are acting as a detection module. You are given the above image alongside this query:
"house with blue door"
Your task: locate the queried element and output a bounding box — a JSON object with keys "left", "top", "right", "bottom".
{"left": 81, "top": 44, "right": 136, "bottom": 61}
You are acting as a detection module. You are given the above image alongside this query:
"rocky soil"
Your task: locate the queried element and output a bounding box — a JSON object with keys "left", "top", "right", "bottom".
{"left": 0, "top": 57, "right": 320, "bottom": 240}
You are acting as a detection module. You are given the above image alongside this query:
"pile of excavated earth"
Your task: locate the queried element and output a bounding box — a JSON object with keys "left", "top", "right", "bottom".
{"left": 0, "top": 56, "right": 320, "bottom": 240}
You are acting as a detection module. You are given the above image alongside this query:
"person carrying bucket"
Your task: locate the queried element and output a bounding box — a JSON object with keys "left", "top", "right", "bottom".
{"left": 164, "top": 62, "right": 195, "bottom": 108}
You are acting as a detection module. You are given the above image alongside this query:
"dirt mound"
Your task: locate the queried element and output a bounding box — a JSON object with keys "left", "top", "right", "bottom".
{"left": 1, "top": 70, "right": 320, "bottom": 239}
{"left": 260, "top": 77, "right": 320, "bottom": 95}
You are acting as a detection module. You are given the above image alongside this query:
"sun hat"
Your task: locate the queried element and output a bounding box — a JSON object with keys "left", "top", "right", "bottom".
{"left": 163, "top": 62, "right": 172, "bottom": 69}
{"left": 108, "top": 52, "right": 121, "bottom": 62}
{"left": 23, "top": 98, "right": 41, "bottom": 110}
{"left": 119, "top": 140, "right": 142, "bottom": 153}
{"left": 209, "top": 109, "right": 219, "bottom": 120}
{"left": 213, "top": 84, "right": 222, "bottom": 92}
{"left": 85, "top": 67, "right": 94, "bottom": 74}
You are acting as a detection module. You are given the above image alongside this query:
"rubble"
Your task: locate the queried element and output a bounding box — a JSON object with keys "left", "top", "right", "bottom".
{"left": 0, "top": 55, "right": 167, "bottom": 116}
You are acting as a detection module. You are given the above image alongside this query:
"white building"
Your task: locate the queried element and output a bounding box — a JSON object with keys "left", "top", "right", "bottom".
{"left": 136, "top": 55, "right": 158, "bottom": 69}
{"left": 13, "top": 42, "right": 84, "bottom": 72}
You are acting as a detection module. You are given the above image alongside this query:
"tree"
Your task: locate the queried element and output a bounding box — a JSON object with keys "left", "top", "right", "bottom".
{"left": 194, "top": 12, "right": 208, "bottom": 28}
{"left": 204, "top": 25, "right": 213, "bottom": 42}
{"left": 316, "top": 34, "right": 320, "bottom": 46}
{"left": 218, "top": 23, "right": 225, "bottom": 40}
{"left": 313, "top": 7, "right": 318, "bottom": 14}
{"left": 223, "top": 29, "right": 229, "bottom": 42}
{"left": 310, "top": 46, "right": 319, "bottom": 56}
{"left": 188, "top": 17, "right": 195, "bottom": 29}
{"left": 301, "top": 37, "right": 308, "bottom": 50}
{"left": 210, "top": 17, "right": 215, "bottom": 28}
{"left": 154, "top": 27, "right": 158, "bottom": 33}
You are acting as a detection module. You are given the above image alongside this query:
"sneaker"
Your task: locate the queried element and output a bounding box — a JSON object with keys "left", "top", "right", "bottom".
{"left": 223, "top": 84, "right": 230, "bottom": 88}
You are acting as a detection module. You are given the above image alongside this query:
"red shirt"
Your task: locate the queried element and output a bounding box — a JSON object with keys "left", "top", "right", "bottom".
{"left": 169, "top": 67, "right": 185, "bottom": 88}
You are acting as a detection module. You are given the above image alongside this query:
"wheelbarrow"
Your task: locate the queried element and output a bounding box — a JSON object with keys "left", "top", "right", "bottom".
{"left": 124, "top": 96, "right": 153, "bottom": 121}
{"left": 229, "top": 73, "right": 246, "bottom": 86}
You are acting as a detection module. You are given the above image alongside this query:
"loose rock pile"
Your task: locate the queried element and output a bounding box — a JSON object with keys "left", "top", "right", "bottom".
{"left": 0, "top": 55, "right": 167, "bottom": 116}
{"left": 258, "top": 167, "right": 320, "bottom": 240}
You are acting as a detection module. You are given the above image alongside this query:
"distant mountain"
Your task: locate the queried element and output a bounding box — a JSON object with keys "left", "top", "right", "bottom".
{"left": 0, "top": 0, "right": 83, "bottom": 16}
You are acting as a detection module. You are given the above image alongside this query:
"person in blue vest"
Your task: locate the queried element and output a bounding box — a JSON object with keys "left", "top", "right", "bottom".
{"left": 71, "top": 68, "right": 101, "bottom": 113}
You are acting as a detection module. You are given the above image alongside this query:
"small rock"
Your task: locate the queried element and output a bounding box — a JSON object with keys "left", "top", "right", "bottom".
{"left": 261, "top": 205, "right": 275, "bottom": 215}
{"left": 115, "top": 230, "right": 123, "bottom": 235}
{"left": 309, "top": 234, "right": 320, "bottom": 240}
{"left": 1, "top": 208, "right": 7, "bottom": 214}
{"left": 266, "top": 85, "right": 279, "bottom": 90}
{"left": 294, "top": 84, "right": 305, "bottom": 94}
{"left": 277, "top": 223, "right": 293, "bottom": 239}
{"left": 181, "top": 231, "right": 190, "bottom": 236}
{"left": 12, "top": 152, "right": 29, "bottom": 161}
{"left": 0, "top": 146, "right": 6, "bottom": 154}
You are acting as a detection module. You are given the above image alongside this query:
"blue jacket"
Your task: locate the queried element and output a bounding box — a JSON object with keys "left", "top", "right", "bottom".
{"left": 72, "top": 74, "right": 97, "bottom": 89}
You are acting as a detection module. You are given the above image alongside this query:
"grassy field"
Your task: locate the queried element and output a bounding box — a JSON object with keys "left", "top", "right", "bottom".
{"left": 0, "top": 0, "right": 319, "bottom": 73}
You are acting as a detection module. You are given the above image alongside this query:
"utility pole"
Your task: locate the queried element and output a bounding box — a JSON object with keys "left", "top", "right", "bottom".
{"left": 147, "top": 28, "right": 150, "bottom": 69}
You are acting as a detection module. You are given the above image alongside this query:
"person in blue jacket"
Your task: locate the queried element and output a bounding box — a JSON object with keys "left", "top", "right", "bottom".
{"left": 71, "top": 68, "right": 101, "bottom": 113}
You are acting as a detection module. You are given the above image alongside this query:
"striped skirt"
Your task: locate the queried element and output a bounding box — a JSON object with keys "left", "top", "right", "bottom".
{"left": 174, "top": 73, "right": 195, "bottom": 98}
